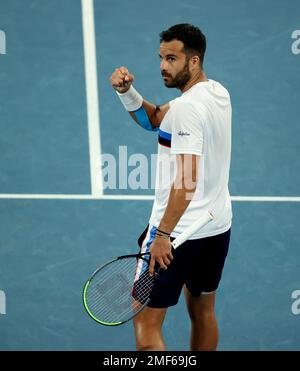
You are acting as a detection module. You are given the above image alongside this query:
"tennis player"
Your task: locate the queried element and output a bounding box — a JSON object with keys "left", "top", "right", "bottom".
{"left": 110, "top": 24, "right": 232, "bottom": 351}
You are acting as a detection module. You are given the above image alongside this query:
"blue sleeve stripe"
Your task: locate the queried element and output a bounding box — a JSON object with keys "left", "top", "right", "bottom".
{"left": 134, "top": 106, "right": 158, "bottom": 132}
{"left": 158, "top": 129, "right": 172, "bottom": 141}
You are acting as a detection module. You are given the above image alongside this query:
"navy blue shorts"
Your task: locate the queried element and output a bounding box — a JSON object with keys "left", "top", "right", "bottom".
{"left": 137, "top": 225, "right": 231, "bottom": 308}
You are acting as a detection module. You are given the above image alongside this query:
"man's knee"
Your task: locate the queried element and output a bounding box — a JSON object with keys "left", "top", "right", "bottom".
{"left": 191, "top": 307, "right": 216, "bottom": 324}
{"left": 136, "top": 333, "right": 161, "bottom": 351}
{"left": 133, "top": 307, "right": 167, "bottom": 351}
{"left": 134, "top": 320, "right": 165, "bottom": 351}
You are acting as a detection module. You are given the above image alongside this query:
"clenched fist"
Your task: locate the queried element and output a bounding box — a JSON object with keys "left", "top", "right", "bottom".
{"left": 110, "top": 66, "right": 134, "bottom": 93}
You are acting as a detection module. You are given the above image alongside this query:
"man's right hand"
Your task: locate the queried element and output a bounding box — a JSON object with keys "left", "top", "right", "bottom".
{"left": 110, "top": 66, "right": 134, "bottom": 93}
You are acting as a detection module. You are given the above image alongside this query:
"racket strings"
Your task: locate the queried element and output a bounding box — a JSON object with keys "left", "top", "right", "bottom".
{"left": 85, "top": 256, "right": 155, "bottom": 324}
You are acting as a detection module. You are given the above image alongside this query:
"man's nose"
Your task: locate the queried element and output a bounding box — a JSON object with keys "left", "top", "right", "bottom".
{"left": 160, "top": 59, "right": 168, "bottom": 72}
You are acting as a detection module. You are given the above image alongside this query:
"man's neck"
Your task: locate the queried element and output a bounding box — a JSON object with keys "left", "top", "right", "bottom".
{"left": 181, "top": 70, "right": 208, "bottom": 93}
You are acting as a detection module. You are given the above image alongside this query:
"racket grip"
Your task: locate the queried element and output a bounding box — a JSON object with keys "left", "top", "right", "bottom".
{"left": 171, "top": 211, "right": 214, "bottom": 250}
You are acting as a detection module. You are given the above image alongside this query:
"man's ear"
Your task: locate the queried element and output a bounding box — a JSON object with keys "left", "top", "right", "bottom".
{"left": 188, "top": 55, "right": 200, "bottom": 70}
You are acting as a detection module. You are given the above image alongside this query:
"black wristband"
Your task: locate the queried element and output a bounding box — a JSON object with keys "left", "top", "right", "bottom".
{"left": 156, "top": 228, "right": 170, "bottom": 236}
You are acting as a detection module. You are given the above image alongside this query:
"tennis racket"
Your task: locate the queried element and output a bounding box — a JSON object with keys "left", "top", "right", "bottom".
{"left": 83, "top": 210, "right": 214, "bottom": 326}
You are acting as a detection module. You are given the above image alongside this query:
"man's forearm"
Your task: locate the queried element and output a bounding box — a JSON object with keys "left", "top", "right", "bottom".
{"left": 158, "top": 154, "right": 198, "bottom": 234}
{"left": 158, "top": 184, "right": 196, "bottom": 234}
{"left": 129, "top": 100, "right": 161, "bottom": 129}
{"left": 129, "top": 99, "right": 170, "bottom": 130}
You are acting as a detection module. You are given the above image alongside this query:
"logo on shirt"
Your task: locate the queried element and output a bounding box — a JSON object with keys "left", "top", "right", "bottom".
{"left": 178, "top": 130, "right": 190, "bottom": 136}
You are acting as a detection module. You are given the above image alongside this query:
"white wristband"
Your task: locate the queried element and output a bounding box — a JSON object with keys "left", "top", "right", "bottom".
{"left": 116, "top": 85, "right": 143, "bottom": 112}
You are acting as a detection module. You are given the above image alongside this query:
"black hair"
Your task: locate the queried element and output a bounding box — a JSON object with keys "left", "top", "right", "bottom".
{"left": 159, "top": 23, "right": 206, "bottom": 67}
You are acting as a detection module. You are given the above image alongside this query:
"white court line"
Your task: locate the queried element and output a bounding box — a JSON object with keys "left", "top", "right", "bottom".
{"left": 0, "top": 194, "right": 299, "bottom": 202}
{"left": 81, "top": 0, "right": 103, "bottom": 197}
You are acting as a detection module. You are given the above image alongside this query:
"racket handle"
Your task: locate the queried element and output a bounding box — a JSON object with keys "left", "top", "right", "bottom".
{"left": 171, "top": 211, "right": 214, "bottom": 250}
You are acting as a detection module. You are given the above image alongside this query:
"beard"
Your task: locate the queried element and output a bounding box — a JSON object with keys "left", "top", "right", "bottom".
{"left": 162, "top": 60, "right": 191, "bottom": 89}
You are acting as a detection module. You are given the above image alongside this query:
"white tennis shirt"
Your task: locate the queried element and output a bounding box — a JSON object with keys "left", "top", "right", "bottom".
{"left": 149, "top": 79, "right": 232, "bottom": 239}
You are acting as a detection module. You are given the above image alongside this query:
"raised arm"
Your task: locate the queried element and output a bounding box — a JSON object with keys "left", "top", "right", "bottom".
{"left": 110, "top": 66, "right": 169, "bottom": 130}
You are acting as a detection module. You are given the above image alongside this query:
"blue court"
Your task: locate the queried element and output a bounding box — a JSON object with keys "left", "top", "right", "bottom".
{"left": 0, "top": 0, "right": 299, "bottom": 350}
